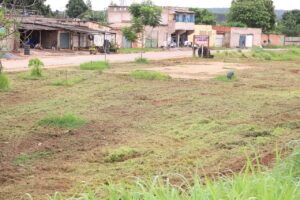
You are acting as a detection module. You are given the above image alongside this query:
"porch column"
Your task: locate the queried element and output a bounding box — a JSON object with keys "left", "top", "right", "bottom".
{"left": 177, "top": 33, "right": 180, "bottom": 47}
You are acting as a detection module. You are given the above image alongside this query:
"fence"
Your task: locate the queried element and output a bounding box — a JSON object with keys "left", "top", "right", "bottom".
{"left": 285, "top": 37, "right": 300, "bottom": 46}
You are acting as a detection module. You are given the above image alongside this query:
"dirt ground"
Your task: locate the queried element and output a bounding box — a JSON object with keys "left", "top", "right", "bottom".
{"left": 1, "top": 57, "right": 300, "bottom": 199}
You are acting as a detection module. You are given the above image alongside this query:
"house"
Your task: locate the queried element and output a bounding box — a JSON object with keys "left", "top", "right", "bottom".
{"left": 1, "top": 16, "right": 117, "bottom": 52}
{"left": 188, "top": 25, "right": 216, "bottom": 47}
{"left": 107, "top": 6, "right": 195, "bottom": 48}
{"left": 213, "top": 26, "right": 262, "bottom": 48}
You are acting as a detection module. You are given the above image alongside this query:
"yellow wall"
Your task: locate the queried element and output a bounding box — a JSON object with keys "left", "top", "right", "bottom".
{"left": 188, "top": 25, "right": 216, "bottom": 47}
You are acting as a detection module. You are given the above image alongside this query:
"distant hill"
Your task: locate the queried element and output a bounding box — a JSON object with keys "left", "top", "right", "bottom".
{"left": 206, "top": 8, "right": 287, "bottom": 23}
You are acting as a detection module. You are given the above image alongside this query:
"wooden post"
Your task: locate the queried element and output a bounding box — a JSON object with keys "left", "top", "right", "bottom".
{"left": 39, "top": 30, "right": 42, "bottom": 46}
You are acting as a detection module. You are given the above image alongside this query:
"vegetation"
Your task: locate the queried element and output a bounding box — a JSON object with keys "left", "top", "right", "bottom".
{"left": 134, "top": 57, "right": 149, "bottom": 64}
{"left": 215, "top": 48, "right": 300, "bottom": 61}
{"left": 104, "top": 147, "right": 140, "bottom": 163}
{"left": 28, "top": 58, "right": 44, "bottom": 77}
{"left": 38, "top": 113, "right": 87, "bottom": 129}
{"left": 129, "top": 70, "right": 171, "bottom": 80}
{"left": 14, "top": 151, "right": 52, "bottom": 166}
{"left": 0, "top": 73, "right": 11, "bottom": 91}
{"left": 281, "top": 10, "right": 300, "bottom": 37}
{"left": 190, "top": 8, "right": 216, "bottom": 25}
{"left": 1, "top": 0, "right": 52, "bottom": 16}
{"left": 52, "top": 77, "right": 85, "bottom": 86}
{"left": 66, "top": 0, "right": 88, "bottom": 18}
{"left": 215, "top": 74, "right": 237, "bottom": 82}
{"left": 228, "top": 0, "right": 276, "bottom": 32}
{"left": 80, "top": 61, "right": 110, "bottom": 71}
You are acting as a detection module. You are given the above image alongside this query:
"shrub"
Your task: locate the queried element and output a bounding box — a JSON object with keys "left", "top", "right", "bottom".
{"left": 129, "top": 70, "right": 171, "bottom": 80}
{"left": 135, "top": 57, "right": 149, "bottom": 64}
{"left": 0, "top": 73, "right": 11, "bottom": 91}
{"left": 52, "top": 77, "right": 85, "bottom": 86}
{"left": 28, "top": 58, "right": 44, "bottom": 77}
{"left": 104, "top": 147, "right": 139, "bottom": 163}
{"left": 80, "top": 61, "right": 110, "bottom": 71}
{"left": 38, "top": 113, "right": 87, "bottom": 129}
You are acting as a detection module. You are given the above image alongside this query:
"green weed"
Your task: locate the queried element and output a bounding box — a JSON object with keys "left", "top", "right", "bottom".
{"left": 104, "top": 147, "right": 140, "bottom": 163}
{"left": 52, "top": 77, "right": 85, "bottom": 86}
{"left": 134, "top": 57, "right": 149, "bottom": 64}
{"left": 0, "top": 73, "right": 11, "bottom": 91}
{"left": 80, "top": 61, "right": 110, "bottom": 71}
{"left": 38, "top": 113, "right": 87, "bottom": 129}
{"left": 14, "top": 151, "right": 52, "bottom": 166}
{"left": 129, "top": 70, "right": 171, "bottom": 80}
{"left": 29, "top": 58, "right": 44, "bottom": 77}
{"left": 118, "top": 48, "right": 160, "bottom": 54}
{"left": 214, "top": 74, "right": 237, "bottom": 82}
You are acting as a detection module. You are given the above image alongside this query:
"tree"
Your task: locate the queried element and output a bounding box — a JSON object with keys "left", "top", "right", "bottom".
{"left": 86, "top": 0, "right": 92, "bottom": 10}
{"left": 1, "top": 0, "right": 52, "bottom": 16}
{"left": 281, "top": 10, "right": 300, "bottom": 36}
{"left": 228, "top": 0, "right": 276, "bottom": 32}
{"left": 66, "top": 0, "right": 88, "bottom": 18}
{"left": 189, "top": 8, "right": 216, "bottom": 25}
{"left": 123, "top": 0, "right": 162, "bottom": 50}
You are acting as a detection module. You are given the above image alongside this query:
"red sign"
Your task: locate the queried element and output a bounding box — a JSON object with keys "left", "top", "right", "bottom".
{"left": 194, "top": 35, "right": 209, "bottom": 46}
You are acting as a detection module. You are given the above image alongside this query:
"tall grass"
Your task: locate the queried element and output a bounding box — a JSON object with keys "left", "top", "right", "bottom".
{"left": 129, "top": 70, "right": 171, "bottom": 80}
{"left": 29, "top": 58, "right": 44, "bottom": 77}
{"left": 37, "top": 148, "right": 300, "bottom": 200}
{"left": 135, "top": 57, "right": 149, "bottom": 64}
{"left": 0, "top": 73, "right": 11, "bottom": 91}
{"left": 38, "top": 113, "right": 87, "bottom": 129}
{"left": 52, "top": 77, "right": 85, "bottom": 87}
{"left": 80, "top": 61, "right": 110, "bottom": 71}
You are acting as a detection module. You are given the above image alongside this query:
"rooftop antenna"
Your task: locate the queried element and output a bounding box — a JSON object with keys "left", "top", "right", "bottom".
{"left": 120, "top": 0, "right": 126, "bottom": 6}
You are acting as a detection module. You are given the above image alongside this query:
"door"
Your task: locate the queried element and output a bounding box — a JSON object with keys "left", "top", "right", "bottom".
{"left": 122, "top": 35, "right": 132, "bottom": 48}
{"left": 60, "top": 32, "right": 70, "bottom": 49}
{"left": 239, "top": 35, "right": 246, "bottom": 48}
{"left": 216, "top": 34, "right": 224, "bottom": 47}
{"left": 246, "top": 35, "right": 253, "bottom": 48}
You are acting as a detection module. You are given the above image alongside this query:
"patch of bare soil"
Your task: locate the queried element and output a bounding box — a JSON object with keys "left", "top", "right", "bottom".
{"left": 147, "top": 62, "right": 249, "bottom": 80}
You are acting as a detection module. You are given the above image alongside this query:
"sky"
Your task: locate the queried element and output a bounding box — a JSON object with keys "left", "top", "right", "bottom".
{"left": 46, "top": 0, "right": 300, "bottom": 11}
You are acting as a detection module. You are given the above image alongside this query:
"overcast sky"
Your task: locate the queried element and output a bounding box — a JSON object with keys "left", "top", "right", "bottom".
{"left": 46, "top": 0, "right": 300, "bottom": 11}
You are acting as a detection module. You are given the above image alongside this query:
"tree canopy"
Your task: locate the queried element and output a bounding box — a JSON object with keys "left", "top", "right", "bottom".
{"left": 123, "top": 0, "right": 162, "bottom": 43}
{"left": 66, "top": 0, "right": 88, "bottom": 18}
{"left": 0, "top": 0, "right": 52, "bottom": 16}
{"left": 228, "top": 0, "right": 276, "bottom": 32}
{"left": 189, "top": 8, "right": 216, "bottom": 25}
{"left": 281, "top": 10, "right": 300, "bottom": 36}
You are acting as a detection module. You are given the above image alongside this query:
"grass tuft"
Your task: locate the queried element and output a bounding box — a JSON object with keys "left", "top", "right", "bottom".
{"left": 14, "top": 151, "right": 52, "bottom": 166}
{"left": 38, "top": 113, "right": 87, "bottom": 129}
{"left": 215, "top": 74, "right": 237, "bottom": 82}
{"left": 52, "top": 77, "right": 85, "bottom": 86}
{"left": 80, "top": 61, "right": 110, "bottom": 71}
{"left": 129, "top": 70, "right": 171, "bottom": 80}
{"left": 0, "top": 73, "right": 11, "bottom": 91}
{"left": 104, "top": 147, "right": 140, "bottom": 163}
{"left": 134, "top": 57, "right": 149, "bottom": 64}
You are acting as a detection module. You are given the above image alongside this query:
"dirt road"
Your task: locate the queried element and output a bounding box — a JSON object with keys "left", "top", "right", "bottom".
{"left": 2, "top": 50, "right": 192, "bottom": 72}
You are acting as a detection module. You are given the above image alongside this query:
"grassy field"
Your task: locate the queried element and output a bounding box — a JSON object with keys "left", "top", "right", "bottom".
{"left": 1, "top": 54, "right": 300, "bottom": 199}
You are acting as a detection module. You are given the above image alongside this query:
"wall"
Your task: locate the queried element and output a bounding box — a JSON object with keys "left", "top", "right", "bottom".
{"left": 213, "top": 26, "right": 231, "bottom": 34}
{"left": 262, "top": 34, "right": 285, "bottom": 46}
{"left": 188, "top": 25, "right": 216, "bottom": 47}
{"left": 284, "top": 37, "right": 300, "bottom": 46}
{"left": 230, "top": 27, "right": 262, "bottom": 48}
{"left": 41, "top": 30, "right": 57, "bottom": 49}
{"left": 145, "top": 25, "right": 169, "bottom": 48}
{"left": 107, "top": 6, "right": 132, "bottom": 24}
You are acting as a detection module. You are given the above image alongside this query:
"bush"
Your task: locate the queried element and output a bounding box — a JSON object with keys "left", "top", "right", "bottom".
{"left": 38, "top": 113, "right": 87, "bottom": 129}
{"left": 129, "top": 70, "right": 171, "bottom": 80}
{"left": 52, "top": 77, "right": 85, "bottom": 86}
{"left": 28, "top": 58, "right": 44, "bottom": 77}
{"left": 135, "top": 57, "right": 149, "bottom": 64}
{"left": 80, "top": 61, "right": 110, "bottom": 71}
{"left": 0, "top": 73, "right": 11, "bottom": 91}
